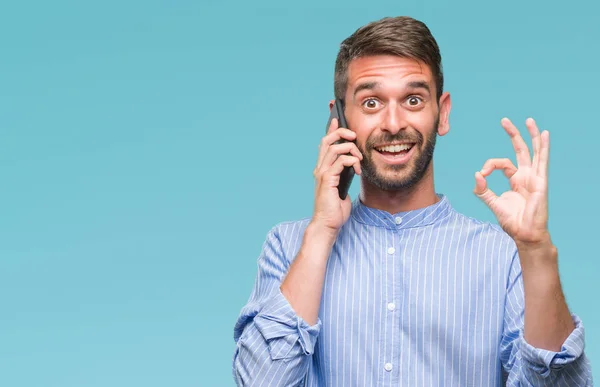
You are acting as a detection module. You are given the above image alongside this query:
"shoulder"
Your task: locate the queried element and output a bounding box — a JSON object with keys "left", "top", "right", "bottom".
{"left": 270, "top": 217, "right": 312, "bottom": 238}
{"left": 446, "top": 210, "right": 520, "bottom": 284}
{"left": 260, "top": 217, "right": 312, "bottom": 264}
{"left": 449, "top": 209, "right": 518, "bottom": 253}
{"left": 265, "top": 216, "right": 312, "bottom": 243}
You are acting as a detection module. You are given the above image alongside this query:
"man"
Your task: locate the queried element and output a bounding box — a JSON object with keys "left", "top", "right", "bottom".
{"left": 232, "top": 16, "right": 593, "bottom": 386}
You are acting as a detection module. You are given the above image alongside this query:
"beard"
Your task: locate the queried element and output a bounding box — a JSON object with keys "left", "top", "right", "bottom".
{"left": 358, "top": 117, "right": 439, "bottom": 191}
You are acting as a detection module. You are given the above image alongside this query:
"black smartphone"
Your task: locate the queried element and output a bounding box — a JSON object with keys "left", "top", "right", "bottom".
{"left": 326, "top": 99, "right": 355, "bottom": 200}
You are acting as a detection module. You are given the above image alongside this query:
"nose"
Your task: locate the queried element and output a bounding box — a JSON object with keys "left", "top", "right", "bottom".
{"left": 381, "top": 102, "right": 408, "bottom": 134}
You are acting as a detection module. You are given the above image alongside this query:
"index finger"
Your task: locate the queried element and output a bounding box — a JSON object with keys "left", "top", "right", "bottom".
{"left": 327, "top": 117, "right": 339, "bottom": 134}
{"left": 480, "top": 158, "right": 518, "bottom": 179}
{"left": 321, "top": 127, "right": 356, "bottom": 148}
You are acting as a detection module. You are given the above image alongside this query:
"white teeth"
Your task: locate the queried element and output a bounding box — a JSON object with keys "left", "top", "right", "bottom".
{"left": 376, "top": 144, "right": 413, "bottom": 153}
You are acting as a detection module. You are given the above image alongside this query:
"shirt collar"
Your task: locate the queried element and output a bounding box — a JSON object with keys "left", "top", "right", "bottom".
{"left": 351, "top": 193, "right": 452, "bottom": 230}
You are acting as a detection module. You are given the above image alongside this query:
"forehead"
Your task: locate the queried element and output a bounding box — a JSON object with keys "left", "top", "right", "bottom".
{"left": 346, "top": 55, "right": 434, "bottom": 93}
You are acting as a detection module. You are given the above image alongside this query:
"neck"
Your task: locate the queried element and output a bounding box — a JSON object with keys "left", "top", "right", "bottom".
{"left": 358, "top": 165, "right": 439, "bottom": 214}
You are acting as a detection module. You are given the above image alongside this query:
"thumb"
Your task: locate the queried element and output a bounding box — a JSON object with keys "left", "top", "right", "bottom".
{"left": 473, "top": 171, "right": 498, "bottom": 209}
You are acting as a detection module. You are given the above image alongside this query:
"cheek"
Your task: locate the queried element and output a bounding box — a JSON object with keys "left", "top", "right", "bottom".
{"left": 409, "top": 110, "right": 435, "bottom": 127}
{"left": 408, "top": 111, "right": 438, "bottom": 139}
{"left": 351, "top": 127, "right": 374, "bottom": 150}
{"left": 347, "top": 108, "right": 378, "bottom": 134}
{"left": 356, "top": 130, "right": 376, "bottom": 153}
{"left": 355, "top": 136, "right": 368, "bottom": 154}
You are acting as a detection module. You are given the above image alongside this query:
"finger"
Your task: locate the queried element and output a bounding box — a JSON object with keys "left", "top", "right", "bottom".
{"left": 501, "top": 117, "right": 531, "bottom": 168}
{"left": 480, "top": 158, "right": 518, "bottom": 179}
{"left": 324, "top": 128, "right": 356, "bottom": 144}
{"left": 327, "top": 117, "right": 338, "bottom": 134}
{"left": 473, "top": 171, "right": 498, "bottom": 209}
{"left": 320, "top": 142, "right": 363, "bottom": 169}
{"left": 539, "top": 130, "right": 550, "bottom": 179}
{"left": 324, "top": 155, "right": 362, "bottom": 179}
{"left": 525, "top": 117, "right": 541, "bottom": 172}
{"left": 317, "top": 128, "right": 357, "bottom": 166}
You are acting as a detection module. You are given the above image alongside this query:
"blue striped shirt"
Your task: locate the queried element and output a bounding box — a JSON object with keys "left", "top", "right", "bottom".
{"left": 232, "top": 194, "right": 592, "bottom": 386}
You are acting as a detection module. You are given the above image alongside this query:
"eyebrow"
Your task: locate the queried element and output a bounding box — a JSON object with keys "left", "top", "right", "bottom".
{"left": 406, "top": 81, "right": 431, "bottom": 94}
{"left": 352, "top": 80, "right": 431, "bottom": 100}
{"left": 353, "top": 81, "right": 380, "bottom": 99}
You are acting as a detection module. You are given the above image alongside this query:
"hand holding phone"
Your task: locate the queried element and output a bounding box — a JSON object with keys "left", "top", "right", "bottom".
{"left": 311, "top": 99, "right": 362, "bottom": 234}
{"left": 326, "top": 99, "right": 356, "bottom": 200}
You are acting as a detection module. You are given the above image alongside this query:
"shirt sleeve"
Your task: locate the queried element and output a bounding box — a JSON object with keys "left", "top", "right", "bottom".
{"left": 232, "top": 224, "right": 322, "bottom": 387}
{"left": 500, "top": 249, "right": 593, "bottom": 386}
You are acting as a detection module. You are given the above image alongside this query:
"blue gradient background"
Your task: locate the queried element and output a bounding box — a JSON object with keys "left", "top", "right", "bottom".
{"left": 0, "top": 1, "right": 597, "bottom": 386}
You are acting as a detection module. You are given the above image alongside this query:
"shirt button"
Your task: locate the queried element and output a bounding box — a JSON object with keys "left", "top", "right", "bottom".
{"left": 395, "top": 217, "right": 402, "bottom": 225}
{"left": 387, "top": 247, "right": 395, "bottom": 254}
{"left": 384, "top": 363, "right": 393, "bottom": 372}
{"left": 387, "top": 302, "right": 395, "bottom": 311}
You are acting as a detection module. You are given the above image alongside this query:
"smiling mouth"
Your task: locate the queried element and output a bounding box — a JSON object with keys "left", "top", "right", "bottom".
{"left": 374, "top": 143, "right": 415, "bottom": 157}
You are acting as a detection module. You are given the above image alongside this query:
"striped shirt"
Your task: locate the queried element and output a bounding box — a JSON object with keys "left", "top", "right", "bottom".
{"left": 232, "top": 194, "right": 592, "bottom": 386}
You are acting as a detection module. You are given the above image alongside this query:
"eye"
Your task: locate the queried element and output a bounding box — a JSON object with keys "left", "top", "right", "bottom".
{"left": 406, "top": 96, "right": 423, "bottom": 107}
{"left": 362, "top": 98, "right": 381, "bottom": 110}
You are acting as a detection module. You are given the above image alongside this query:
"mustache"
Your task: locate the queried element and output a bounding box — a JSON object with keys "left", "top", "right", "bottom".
{"left": 365, "top": 131, "right": 424, "bottom": 148}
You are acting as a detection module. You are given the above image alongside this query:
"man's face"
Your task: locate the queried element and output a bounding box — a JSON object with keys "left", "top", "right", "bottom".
{"left": 342, "top": 55, "right": 450, "bottom": 191}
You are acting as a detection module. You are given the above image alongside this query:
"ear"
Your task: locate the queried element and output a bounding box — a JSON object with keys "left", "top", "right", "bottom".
{"left": 329, "top": 99, "right": 335, "bottom": 111}
{"left": 437, "top": 92, "right": 452, "bottom": 136}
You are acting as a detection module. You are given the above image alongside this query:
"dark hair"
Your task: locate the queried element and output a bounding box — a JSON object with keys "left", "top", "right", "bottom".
{"left": 334, "top": 16, "right": 443, "bottom": 101}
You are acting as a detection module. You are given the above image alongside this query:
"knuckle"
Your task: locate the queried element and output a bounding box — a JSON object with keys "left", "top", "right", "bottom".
{"left": 331, "top": 142, "right": 343, "bottom": 151}
{"left": 337, "top": 157, "right": 350, "bottom": 166}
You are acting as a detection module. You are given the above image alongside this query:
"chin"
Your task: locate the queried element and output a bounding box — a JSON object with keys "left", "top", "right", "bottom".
{"left": 364, "top": 154, "right": 434, "bottom": 190}
{"left": 368, "top": 168, "right": 422, "bottom": 191}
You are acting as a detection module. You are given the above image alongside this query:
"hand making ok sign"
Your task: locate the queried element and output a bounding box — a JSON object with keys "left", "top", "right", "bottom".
{"left": 473, "top": 117, "right": 552, "bottom": 247}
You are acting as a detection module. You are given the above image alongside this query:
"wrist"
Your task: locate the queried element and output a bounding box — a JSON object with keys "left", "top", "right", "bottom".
{"left": 516, "top": 237, "right": 558, "bottom": 270}
{"left": 306, "top": 219, "right": 340, "bottom": 243}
